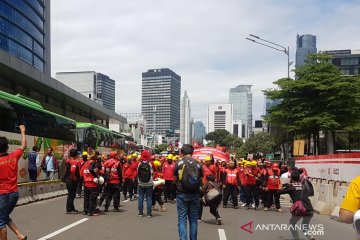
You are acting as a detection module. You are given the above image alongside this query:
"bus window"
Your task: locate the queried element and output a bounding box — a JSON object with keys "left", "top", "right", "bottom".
{"left": 107, "top": 132, "right": 113, "bottom": 148}
{"left": 84, "top": 128, "right": 97, "bottom": 149}
{"left": 75, "top": 128, "right": 84, "bottom": 151}
{"left": 99, "top": 131, "right": 106, "bottom": 147}
{"left": 0, "top": 99, "right": 19, "bottom": 132}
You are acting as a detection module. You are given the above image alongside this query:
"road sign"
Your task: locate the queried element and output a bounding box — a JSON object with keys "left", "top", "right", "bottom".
{"left": 266, "top": 153, "right": 274, "bottom": 160}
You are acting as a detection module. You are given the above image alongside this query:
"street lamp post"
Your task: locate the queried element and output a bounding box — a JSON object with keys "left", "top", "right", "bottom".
{"left": 246, "top": 34, "right": 291, "bottom": 79}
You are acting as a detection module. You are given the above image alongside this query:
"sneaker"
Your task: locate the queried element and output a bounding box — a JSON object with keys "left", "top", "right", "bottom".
{"left": 160, "top": 206, "right": 167, "bottom": 212}
{"left": 113, "top": 208, "right": 121, "bottom": 212}
{"left": 251, "top": 204, "right": 255, "bottom": 208}
{"left": 198, "top": 219, "right": 202, "bottom": 222}
{"left": 138, "top": 213, "right": 143, "bottom": 217}
{"left": 241, "top": 203, "right": 246, "bottom": 207}
{"left": 123, "top": 199, "right": 130, "bottom": 203}
{"left": 147, "top": 214, "right": 153, "bottom": 218}
{"left": 264, "top": 207, "right": 268, "bottom": 211}
{"left": 76, "top": 194, "right": 81, "bottom": 198}
{"left": 277, "top": 208, "right": 283, "bottom": 212}
{"left": 217, "top": 218, "right": 222, "bottom": 225}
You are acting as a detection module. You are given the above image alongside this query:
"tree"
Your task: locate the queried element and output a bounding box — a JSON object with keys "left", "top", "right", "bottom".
{"left": 242, "top": 132, "right": 276, "bottom": 156}
{"left": 205, "top": 129, "right": 243, "bottom": 152}
{"left": 264, "top": 53, "right": 360, "bottom": 154}
{"left": 154, "top": 144, "right": 168, "bottom": 154}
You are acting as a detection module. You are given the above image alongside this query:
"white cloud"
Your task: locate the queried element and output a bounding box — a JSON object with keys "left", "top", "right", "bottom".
{"left": 51, "top": 0, "right": 360, "bottom": 127}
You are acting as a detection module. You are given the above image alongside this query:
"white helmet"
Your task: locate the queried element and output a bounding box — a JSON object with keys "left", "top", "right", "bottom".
{"left": 93, "top": 176, "right": 105, "bottom": 185}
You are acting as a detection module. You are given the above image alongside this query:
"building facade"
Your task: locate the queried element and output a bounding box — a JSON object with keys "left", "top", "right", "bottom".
{"left": 180, "top": 91, "right": 191, "bottom": 144}
{"left": 55, "top": 71, "right": 116, "bottom": 111}
{"left": 229, "top": 85, "right": 252, "bottom": 138}
{"left": 295, "top": 34, "right": 317, "bottom": 67}
{"left": 324, "top": 49, "right": 360, "bottom": 75}
{"left": 194, "top": 121, "right": 206, "bottom": 142}
{"left": 142, "top": 68, "right": 181, "bottom": 135}
{"left": 0, "top": 0, "right": 50, "bottom": 73}
{"left": 207, "top": 104, "right": 233, "bottom": 133}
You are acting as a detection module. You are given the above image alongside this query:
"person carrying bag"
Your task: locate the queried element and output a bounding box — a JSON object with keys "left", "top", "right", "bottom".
{"left": 200, "top": 174, "right": 222, "bottom": 225}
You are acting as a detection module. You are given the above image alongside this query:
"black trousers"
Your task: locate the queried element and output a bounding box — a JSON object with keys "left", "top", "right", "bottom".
{"left": 263, "top": 189, "right": 280, "bottom": 209}
{"left": 84, "top": 187, "right": 99, "bottom": 214}
{"left": 223, "top": 184, "right": 238, "bottom": 207}
{"left": 199, "top": 196, "right": 221, "bottom": 220}
{"left": 164, "top": 180, "right": 176, "bottom": 201}
{"left": 105, "top": 183, "right": 121, "bottom": 209}
{"left": 99, "top": 183, "right": 110, "bottom": 204}
{"left": 152, "top": 187, "right": 164, "bottom": 206}
{"left": 123, "top": 179, "right": 134, "bottom": 199}
{"left": 245, "top": 185, "right": 259, "bottom": 207}
{"left": 28, "top": 169, "right": 38, "bottom": 182}
{"left": 66, "top": 180, "right": 78, "bottom": 212}
{"left": 77, "top": 177, "right": 83, "bottom": 196}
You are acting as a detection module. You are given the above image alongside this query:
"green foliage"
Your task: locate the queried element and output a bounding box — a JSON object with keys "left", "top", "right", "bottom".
{"left": 154, "top": 144, "right": 168, "bottom": 154}
{"left": 242, "top": 132, "right": 276, "bottom": 155}
{"left": 204, "top": 129, "right": 243, "bottom": 151}
{"left": 265, "top": 53, "right": 360, "bottom": 147}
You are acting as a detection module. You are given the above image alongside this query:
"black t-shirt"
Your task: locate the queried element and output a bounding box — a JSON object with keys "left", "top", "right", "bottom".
{"left": 173, "top": 156, "right": 203, "bottom": 194}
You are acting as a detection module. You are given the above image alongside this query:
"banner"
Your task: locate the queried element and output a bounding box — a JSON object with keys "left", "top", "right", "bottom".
{"left": 293, "top": 140, "right": 305, "bottom": 156}
{"left": 192, "top": 147, "right": 230, "bottom": 162}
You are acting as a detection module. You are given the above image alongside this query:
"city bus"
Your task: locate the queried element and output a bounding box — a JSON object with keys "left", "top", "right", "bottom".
{"left": 75, "top": 122, "right": 126, "bottom": 154}
{"left": 0, "top": 90, "right": 77, "bottom": 183}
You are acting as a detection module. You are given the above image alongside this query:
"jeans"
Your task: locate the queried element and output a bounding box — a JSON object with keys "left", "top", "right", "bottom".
{"left": 176, "top": 192, "right": 200, "bottom": 240}
{"left": 138, "top": 185, "right": 153, "bottom": 215}
{"left": 66, "top": 180, "right": 78, "bottom": 212}
{"left": 0, "top": 192, "right": 19, "bottom": 228}
{"left": 289, "top": 211, "right": 314, "bottom": 240}
{"left": 28, "top": 169, "right": 38, "bottom": 182}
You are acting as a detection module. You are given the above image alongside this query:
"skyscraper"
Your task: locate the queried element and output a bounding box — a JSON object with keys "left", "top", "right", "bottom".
{"left": 295, "top": 34, "right": 317, "bottom": 67}
{"left": 229, "top": 85, "right": 252, "bottom": 138}
{"left": 56, "top": 71, "right": 116, "bottom": 111}
{"left": 194, "top": 121, "right": 206, "bottom": 142}
{"left": 0, "top": 0, "right": 50, "bottom": 73}
{"left": 207, "top": 104, "right": 233, "bottom": 133}
{"left": 142, "top": 68, "right": 181, "bottom": 135}
{"left": 324, "top": 49, "right": 360, "bottom": 75}
{"left": 180, "top": 91, "right": 191, "bottom": 144}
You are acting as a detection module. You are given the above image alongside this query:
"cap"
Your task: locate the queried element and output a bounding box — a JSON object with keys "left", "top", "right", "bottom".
{"left": 204, "top": 156, "right": 211, "bottom": 162}
{"left": 82, "top": 151, "right": 88, "bottom": 156}
{"left": 141, "top": 150, "right": 152, "bottom": 161}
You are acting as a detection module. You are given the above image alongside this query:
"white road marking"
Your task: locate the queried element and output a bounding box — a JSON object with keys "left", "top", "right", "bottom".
{"left": 37, "top": 218, "right": 89, "bottom": 240}
{"left": 218, "top": 229, "right": 227, "bottom": 240}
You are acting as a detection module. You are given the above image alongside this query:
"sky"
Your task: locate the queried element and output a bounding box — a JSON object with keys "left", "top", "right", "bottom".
{"left": 50, "top": 0, "right": 360, "bottom": 129}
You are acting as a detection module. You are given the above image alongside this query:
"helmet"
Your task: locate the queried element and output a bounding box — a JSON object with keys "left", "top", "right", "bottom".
{"left": 93, "top": 176, "right": 104, "bottom": 185}
{"left": 82, "top": 151, "right": 88, "bottom": 156}
{"left": 167, "top": 154, "right": 174, "bottom": 160}
{"left": 109, "top": 151, "right": 117, "bottom": 158}
{"left": 132, "top": 153, "right": 138, "bottom": 158}
{"left": 154, "top": 160, "right": 161, "bottom": 167}
{"left": 172, "top": 155, "right": 177, "bottom": 161}
{"left": 272, "top": 163, "right": 279, "bottom": 169}
{"left": 127, "top": 155, "right": 131, "bottom": 160}
{"left": 251, "top": 160, "right": 257, "bottom": 166}
{"left": 245, "top": 161, "right": 251, "bottom": 167}
{"left": 204, "top": 156, "right": 211, "bottom": 162}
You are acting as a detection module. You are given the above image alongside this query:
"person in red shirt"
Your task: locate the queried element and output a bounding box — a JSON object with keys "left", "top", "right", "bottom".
{"left": 122, "top": 154, "right": 138, "bottom": 202}
{"left": 263, "top": 163, "right": 282, "bottom": 212}
{"left": 244, "top": 161, "right": 261, "bottom": 210}
{"left": 0, "top": 125, "right": 27, "bottom": 240}
{"left": 103, "top": 152, "right": 123, "bottom": 212}
{"left": 162, "top": 154, "right": 176, "bottom": 203}
{"left": 221, "top": 160, "right": 240, "bottom": 209}
{"left": 202, "top": 156, "right": 217, "bottom": 185}
{"left": 63, "top": 149, "right": 81, "bottom": 214}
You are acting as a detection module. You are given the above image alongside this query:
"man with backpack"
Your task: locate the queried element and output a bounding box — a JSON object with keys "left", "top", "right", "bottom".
{"left": 173, "top": 144, "right": 203, "bottom": 240}
{"left": 137, "top": 150, "right": 155, "bottom": 218}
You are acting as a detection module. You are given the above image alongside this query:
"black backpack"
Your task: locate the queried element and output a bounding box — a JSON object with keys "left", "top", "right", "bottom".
{"left": 138, "top": 161, "right": 152, "bottom": 183}
{"left": 302, "top": 179, "right": 314, "bottom": 197}
{"left": 180, "top": 159, "right": 201, "bottom": 193}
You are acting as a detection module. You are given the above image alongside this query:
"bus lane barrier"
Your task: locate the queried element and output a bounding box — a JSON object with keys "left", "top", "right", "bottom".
{"left": 330, "top": 185, "right": 348, "bottom": 219}
{"left": 309, "top": 180, "right": 319, "bottom": 207}
{"left": 314, "top": 183, "right": 333, "bottom": 215}
{"left": 17, "top": 180, "right": 67, "bottom": 206}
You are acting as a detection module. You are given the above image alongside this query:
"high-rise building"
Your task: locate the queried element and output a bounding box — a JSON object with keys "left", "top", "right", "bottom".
{"left": 296, "top": 34, "right": 317, "bottom": 67}
{"left": 142, "top": 68, "right": 181, "bottom": 135}
{"left": 194, "top": 121, "right": 206, "bottom": 142}
{"left": 264, "top": 95, "right": 281, "bottom": 116}
{"left": 56, "top": 71, "right": 116, "bottom": 111}
{"left": 180, "top": 91, "right": 191, "bottom": 144}
{"left": 324, "top": 49, "right": 360, "bottom": 75}
{"left": 208, "top": 104, "right": 233, "bottom": 133}
{"left": 229, "top": 85, "right": 253, "bottom": 138}
{"left": 0, "top": 0, "right": 50, "bottom": 73}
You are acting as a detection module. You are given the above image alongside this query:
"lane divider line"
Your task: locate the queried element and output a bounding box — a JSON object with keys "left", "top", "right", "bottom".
{"left": 218, "top": 229, "right": 227, "bottom": 240}
{"left": 37, "top": 218, "right": 89, "bottom": 240}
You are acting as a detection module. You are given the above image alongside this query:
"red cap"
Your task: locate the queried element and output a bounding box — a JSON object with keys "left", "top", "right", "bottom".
{"left": 141, "top": 150, "right": 152, "bottom": 161}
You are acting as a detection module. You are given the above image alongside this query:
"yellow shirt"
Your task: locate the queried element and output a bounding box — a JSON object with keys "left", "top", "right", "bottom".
{"left": 341, "top": 176, "right": 360, "bottom": 213}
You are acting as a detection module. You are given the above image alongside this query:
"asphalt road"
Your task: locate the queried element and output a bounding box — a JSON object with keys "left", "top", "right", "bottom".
{"left": 8, "top": 195, "right": 355, "bottom": 240}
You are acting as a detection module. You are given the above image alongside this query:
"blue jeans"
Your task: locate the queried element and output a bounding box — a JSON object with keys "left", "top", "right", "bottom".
{"left": 0, "top": 192, "right": 19, "bottom": 228}
{"left": 176, "top": 192, "right": 200, "bottom": 240}
{"left": 138, "top": 185, "right": 153, "bottom": 215}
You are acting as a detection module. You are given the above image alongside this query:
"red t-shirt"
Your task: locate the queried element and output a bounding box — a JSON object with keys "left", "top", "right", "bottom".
{"left": 0, "top": 148, "right": 23, "bottom": 194}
